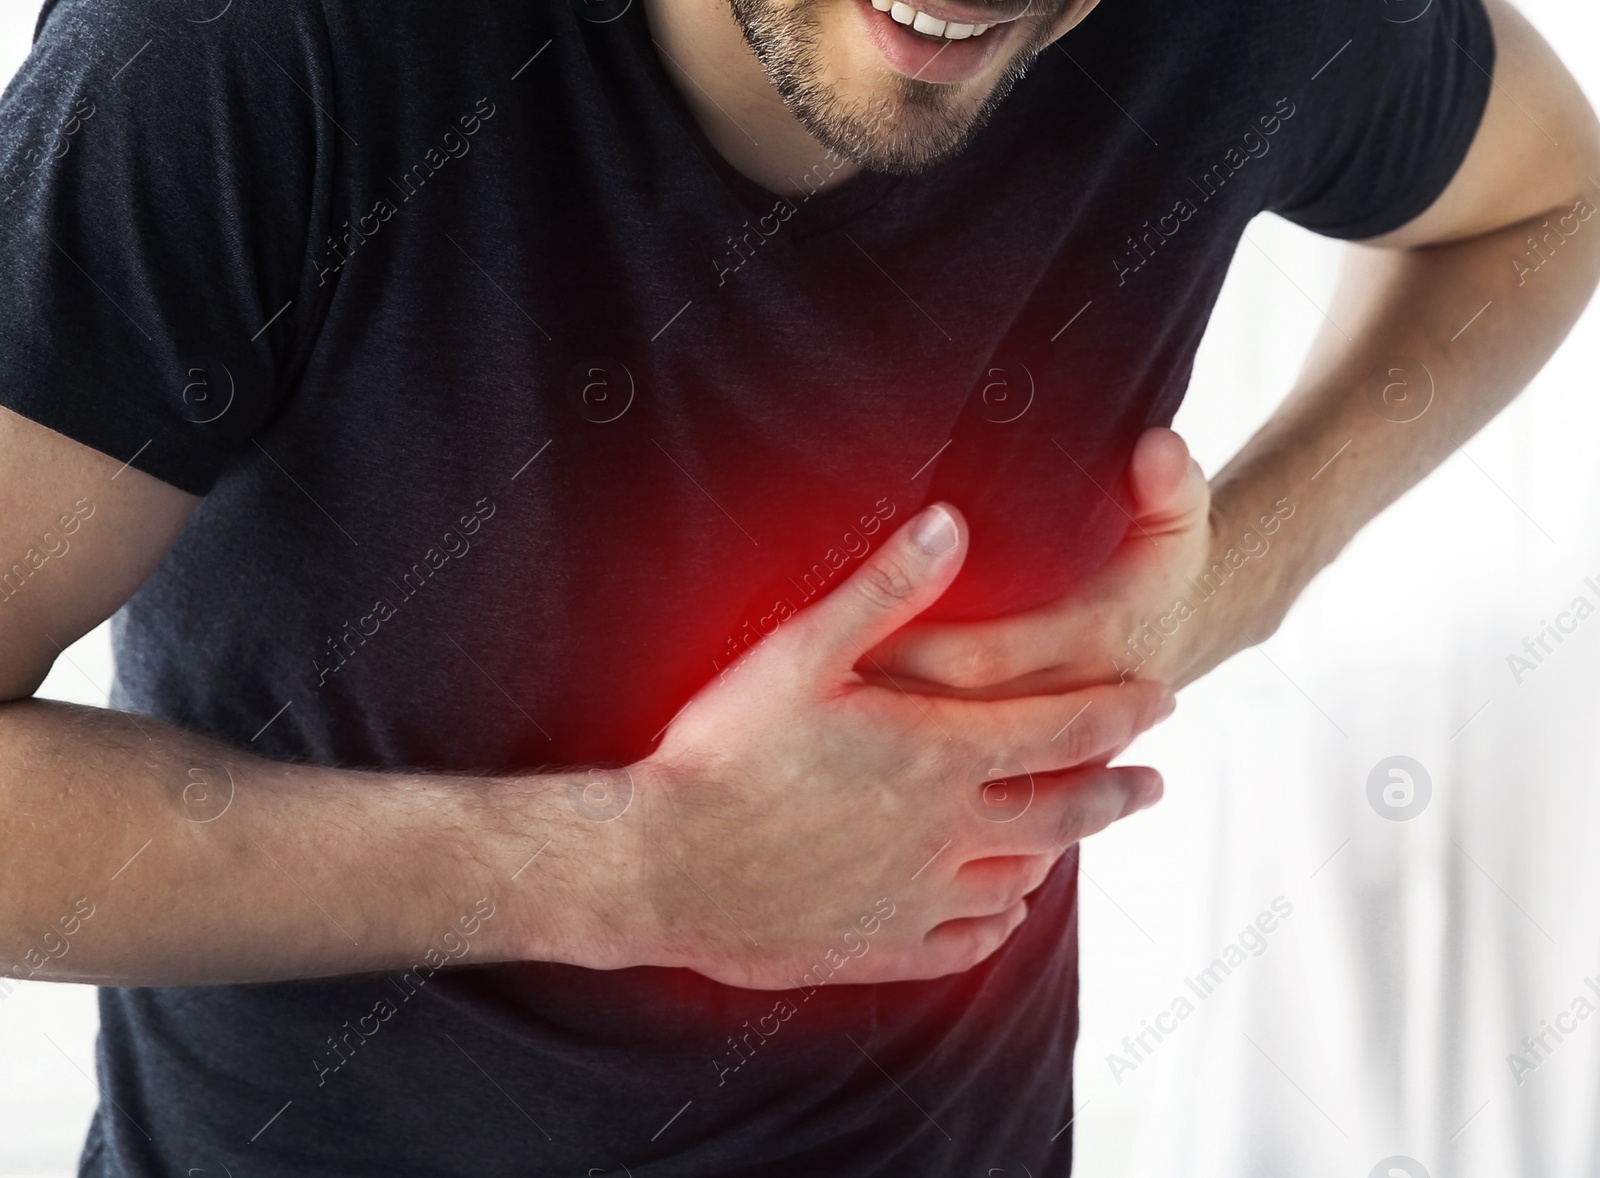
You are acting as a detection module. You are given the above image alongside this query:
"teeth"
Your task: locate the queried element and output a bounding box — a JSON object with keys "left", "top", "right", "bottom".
{"left": 879, "top": 1, "right": 996, "bottom": 39}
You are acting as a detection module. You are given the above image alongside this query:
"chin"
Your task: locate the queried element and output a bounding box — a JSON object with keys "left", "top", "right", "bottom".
{"left": 791, "top": 45, "right": 1005, "bottom": 170}
{"left": 806, "top": 75, "right": 1014, "bottom": 173}
{"left": 733, "top": 0, "right": 1055, "bottom": 172}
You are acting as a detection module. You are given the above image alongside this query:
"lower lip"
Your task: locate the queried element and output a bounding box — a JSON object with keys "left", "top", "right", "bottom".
{"left": 855, "top": 0, "right": 1013, "bottom": 85}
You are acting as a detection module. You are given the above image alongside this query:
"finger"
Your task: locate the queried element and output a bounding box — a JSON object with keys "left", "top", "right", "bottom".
{"left": 1127, "top": 426, "right": 1194, "bottom": 516}
{"left": 784, "top": 502, "right": 968, "bottom": 676}
{"left": 855, "top": 901, "right": 1028, "bottom": 983}
{"left": 869, "top": 430, "right": 1208, "bottom": 692}
{"left": 1044, "top": 762, "right": 1164, "bottom": 848}
{"left": 870, "top": 599, "right": 1070, "bottom": 693}
{"left": 939, "top": 680, "right": 1173, "bottom": 774}
{"left": 1126, "top": 428, "right": 1209, "bottom": 542}
{"left": 915, "top": 901, "right": 1029, "bottom": 976}
{"left": 963, "top": 764, "right": 1163, "bottom": 857}
{"left": 942, "top": 854, "right": 1055, "bottom": 919}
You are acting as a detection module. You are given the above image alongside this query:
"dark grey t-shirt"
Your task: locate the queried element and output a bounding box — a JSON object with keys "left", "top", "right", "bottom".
{"left": 0, "top": 0, "right": 1490, "bottom": 1172}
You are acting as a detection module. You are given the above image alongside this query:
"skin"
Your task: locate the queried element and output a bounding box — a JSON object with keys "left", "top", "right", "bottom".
{"left": 3, "top": 0, "right": 1597, "bottom": 990}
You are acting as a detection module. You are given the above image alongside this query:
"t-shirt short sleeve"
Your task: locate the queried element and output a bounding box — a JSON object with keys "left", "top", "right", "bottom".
{"left": 1267, "top": 0, "right": 1495, "bottom": 240}
{"left": 0, "top": 0, "right": 333, "bottom": 494}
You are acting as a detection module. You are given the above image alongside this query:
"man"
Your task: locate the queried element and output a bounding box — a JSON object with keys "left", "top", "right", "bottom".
{"left": 0, "top": 0, "right": 1593, "bottom": 1171}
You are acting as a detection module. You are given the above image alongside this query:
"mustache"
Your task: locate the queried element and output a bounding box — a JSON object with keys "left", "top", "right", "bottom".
{"left": 987, "top": 0, "right": 1074, "bottom": 21}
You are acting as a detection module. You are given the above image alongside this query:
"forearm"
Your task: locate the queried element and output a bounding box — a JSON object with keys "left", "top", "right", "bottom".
{"left": 1195, "top": 201, "right": 1600, "bottom": 682}
{"left": 0, "top": 698, "right": 622, "bottom": 987}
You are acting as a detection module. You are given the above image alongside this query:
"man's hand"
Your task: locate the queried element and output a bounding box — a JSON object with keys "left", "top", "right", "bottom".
{"left": 869, "top": 0, "right": 1600, "bottom": 712}
{"left": 614, "top": 503, "right": 1174, "bottom": 990}
{"left": 867, "top": 429, "right": 1236, "bottom": 698}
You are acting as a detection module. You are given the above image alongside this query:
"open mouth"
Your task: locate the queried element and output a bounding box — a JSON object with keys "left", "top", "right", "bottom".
{"left": 868, "top": 0, "right": 996, "bottom": 41}
{"left": 855, "top": 0, "right": 1021, "bottom": 83}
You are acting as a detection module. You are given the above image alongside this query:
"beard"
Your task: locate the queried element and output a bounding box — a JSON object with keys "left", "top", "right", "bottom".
{"left": 725, "top": 0, "right": 1062, "bottom": 174}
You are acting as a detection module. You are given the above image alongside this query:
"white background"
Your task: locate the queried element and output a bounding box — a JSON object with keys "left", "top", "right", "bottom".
{"left": 1, "top": 2, "right": 1598, "bottom": 1175}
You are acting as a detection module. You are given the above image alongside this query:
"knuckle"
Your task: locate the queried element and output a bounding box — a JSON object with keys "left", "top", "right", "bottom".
{"left": 1084, "top": 598, "right": 1123, "bottom": 634}
{"left": 946, "top": 640, "right": 1007, "bottom": 689}
{"left": 1052, "top": 793, "right": 1096, "bottom": 844}
{"left": 905, "top": 744, "right": 947, "bottom": 794}
{"left": 1052, "top": 717, "right": 1093, "bottom": 764}
{"left": 853, "top": 555, "right": 917, "bottom": 610}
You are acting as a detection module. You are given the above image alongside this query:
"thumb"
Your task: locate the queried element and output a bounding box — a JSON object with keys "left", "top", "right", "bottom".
{"left": 1128, "top": 427, "right": 1208, "bottom": 532}
{"left": 790, "top": 502, "right": 968, "bottom": 676}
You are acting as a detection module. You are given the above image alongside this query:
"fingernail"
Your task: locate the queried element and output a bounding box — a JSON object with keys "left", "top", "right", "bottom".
{"left": 912, "top": 504, "right": 958, "bottom": 554}
{"left": 1157, "top": 694, "right": 1177, "bottom": 721}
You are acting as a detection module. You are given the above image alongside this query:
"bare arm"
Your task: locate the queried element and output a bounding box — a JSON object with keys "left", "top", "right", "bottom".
{"left": 3, "top": 697, "right": 620, "bottom": 986}
{"left": 1199, "top": 0, "right": 1600, "bottom": 672}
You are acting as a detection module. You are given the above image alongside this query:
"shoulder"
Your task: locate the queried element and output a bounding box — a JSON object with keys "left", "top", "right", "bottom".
{"left": 32, "top": 0, "right": 332, "bottom": 49}
{"left": 22, "top": 0, "right": 337, "bottom": 115}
